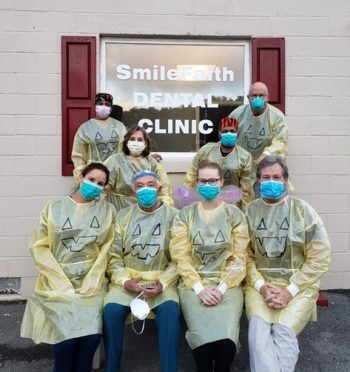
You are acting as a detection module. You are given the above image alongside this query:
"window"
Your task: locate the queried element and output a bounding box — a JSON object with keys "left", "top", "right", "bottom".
{"left": 101, "top": 38, "right": 250, "bottom": 157}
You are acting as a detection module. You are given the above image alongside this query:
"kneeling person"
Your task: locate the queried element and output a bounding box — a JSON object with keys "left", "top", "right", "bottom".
{"left": 103, "top": 170, "right": 180, "bottom": 372}
{"left": 245, "top": 155, "right": 331, "bottom": 372}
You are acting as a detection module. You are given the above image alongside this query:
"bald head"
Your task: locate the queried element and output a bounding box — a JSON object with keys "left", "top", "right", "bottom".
{"left": 249, "top": 82, "right": 269, "bottom": 96}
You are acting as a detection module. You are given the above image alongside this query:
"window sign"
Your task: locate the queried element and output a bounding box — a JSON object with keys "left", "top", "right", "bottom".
{"left": 101, "top": 39, "right": 249, "bottom": 153}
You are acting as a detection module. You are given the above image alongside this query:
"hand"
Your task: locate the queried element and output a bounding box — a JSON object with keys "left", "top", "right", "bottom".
{"left": 198, "top": 288, "right": 222, "bottom": 306}
{"left": 268, "top": 288, "right": 293, "bottom": 309}
{"left": 260, "top": 284, "right": 281, "bottom": 307}
{"left": 151, "top": 153, "right": 162, "bottom": 162}
{"left": 255, "top": 154, "right": 266, "bottom": 165}
{"left": 124, "top": 276, "right": 144, "bottom": 294}
{"left": 142, "top": 280, "right": 163, "bottom": 298}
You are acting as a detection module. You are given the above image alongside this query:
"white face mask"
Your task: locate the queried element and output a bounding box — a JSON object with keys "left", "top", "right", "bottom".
{"left": 95, "top": 105, "right": 111, "bottom": 119}
{"left": 127, "top": 140, "right": 146, "bottom": 156}
{"left": 130, "top": 297, "right": 150, "bottom": 320}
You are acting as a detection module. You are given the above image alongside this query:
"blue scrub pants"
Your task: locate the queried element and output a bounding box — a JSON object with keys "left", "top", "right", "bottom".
{"left": 103, "top": 300, "right": 180, "bottom": 372}
{"left": 52, "top": 333, "right": 101, "bottom": 372}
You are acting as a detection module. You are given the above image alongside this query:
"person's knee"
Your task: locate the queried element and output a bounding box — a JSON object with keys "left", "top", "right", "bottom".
{"left": 103, "top": 303, "right": 128, "bottom": 325}
{"left": 157, "top": 300, "right": 180, "bottom": 319}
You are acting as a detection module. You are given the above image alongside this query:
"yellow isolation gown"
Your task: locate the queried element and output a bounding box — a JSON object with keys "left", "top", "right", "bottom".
{"left": 170, "top": 201, "right": 249, "bottom": 349}
{"left": 20, "top": 196, "right": 116, "bottom": 344}
{"left": 244, "top": 195, "right": 331, "bottom": 334}
{"left": 104, "top": 202, "right": 179, "bottom": 310}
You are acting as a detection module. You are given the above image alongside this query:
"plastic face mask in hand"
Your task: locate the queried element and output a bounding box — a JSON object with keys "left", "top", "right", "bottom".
{"left": 80, "top": 180, "right": 103, "bottom": 201}
{"left": 95, "top": 105, "right": 111, "bottom": 119}
{"left": 136, "top": 187, "right": 158, "bottom": 207}
{"left": 250, "top": 97, "right": 266, "bottom": 111}
{"left": 127, "top": 140, "right": 146, "bottom": 156}
{"left": 220, "top": 132, "right": 238, "bottom": 147}
{"left": 260, "top": 180, "right": 285, "bottom": 200}
{"left": 197, "top": 184, "right": 220, "bottom": 201}
{"left": 130, "top": 297, "right": 150, "bottom": 320}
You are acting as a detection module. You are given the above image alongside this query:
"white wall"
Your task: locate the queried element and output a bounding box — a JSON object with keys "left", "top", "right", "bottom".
{"left": 0, "top": 1, "right": 349, "bottom": 295}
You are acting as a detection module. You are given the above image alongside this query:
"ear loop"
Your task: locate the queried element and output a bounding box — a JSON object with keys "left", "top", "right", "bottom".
{"left": 131, "top": 292, "right": 147, "bottom": 335}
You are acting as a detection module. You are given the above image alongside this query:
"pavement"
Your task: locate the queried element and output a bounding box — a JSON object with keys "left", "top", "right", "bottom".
{"left": 0, "top": 289, "right": 349, "bottom": 372}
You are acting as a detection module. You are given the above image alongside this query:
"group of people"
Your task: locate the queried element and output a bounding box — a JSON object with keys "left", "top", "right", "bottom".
{"left": 20, "top": 84, "right": 331, "bottom": 372}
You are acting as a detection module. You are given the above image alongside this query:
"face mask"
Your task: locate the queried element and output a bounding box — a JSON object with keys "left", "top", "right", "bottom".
{"left": 250, "top": 97, "right": 266, "bottom": 112}
{"left": 95, "top": 105, "right": 111, "bottom": 119}
{"left": 197, "top": 184, "right": 220, "bottom": 201}
{"left": 136, "top": 187, "right": 158, "bottom": 207}
{"left": 80, "top": 180, "right": 103, "bottom": 201}
{"left": 260, "top": 180, "right": 285, "bottom": 200}
{"left": 130, "top": 297, "right": 150, "bottom": 321}
{"left": 127, "top": 140, "right": 146, "bottom": 156}
{"left": 220, "top": 132, "right": 237, "bottom": 148}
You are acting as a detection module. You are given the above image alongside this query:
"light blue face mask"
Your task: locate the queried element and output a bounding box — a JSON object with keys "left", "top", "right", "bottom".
{"left": 250, "top": 96, "right": 266, "bottom": 111}
{"left": 80, "top": 180, "right": 103, "bottom": 201}
{"left": 220, "top": 132, "right": 238, "bottom": 148}
{"left": 197, "top": 184, "right": 220, "bottom": 201}
{"left": 136, "top": 187, "right": 158, "bottom": 207}
{"left": 260, "top": 180, "right": 285, "bottom": 200}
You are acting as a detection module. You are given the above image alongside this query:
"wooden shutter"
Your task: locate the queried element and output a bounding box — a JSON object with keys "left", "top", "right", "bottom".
{"left": 61, "top": 36, "right": 96, "bottom": 176}
{"left": 252, "top": 38, "right": 285, "bottom": 113}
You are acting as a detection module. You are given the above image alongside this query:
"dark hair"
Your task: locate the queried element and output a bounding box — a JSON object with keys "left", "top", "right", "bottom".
{"left": 122, "top": 125, "right": 152, "bottom": 157}
{"left": 197, "top": 160, "right": 223, "bottom": 178}
{"left": 81, "top": 162, "right": 110, "bottom": 185}
{"left": 256, "top": 155, "right": 289, "bottom": 180}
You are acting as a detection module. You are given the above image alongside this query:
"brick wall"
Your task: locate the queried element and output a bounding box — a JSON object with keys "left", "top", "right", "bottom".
{"left": 0, "top": 1, "right": 349, "bottom": 296}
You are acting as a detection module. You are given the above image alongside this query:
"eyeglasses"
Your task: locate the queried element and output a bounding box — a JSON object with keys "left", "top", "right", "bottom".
{"left": 197, "top": 178, "right": 221, "bottom": 186}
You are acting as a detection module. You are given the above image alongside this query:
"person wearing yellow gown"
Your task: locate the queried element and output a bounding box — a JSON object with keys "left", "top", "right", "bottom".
{"left": 71, "top": 93, "right": 127, "bottom": 178}
{"left": 170, "top": 160, "right": 249, "bottom": 372}
{"left": 244, "top": 155, "right": 331, "bottom": 372}
{"left": 184, "top": 117, "right": 255, "bottom": 210}
{"left": 229, "top": 82, "right": 288, "bottom": 165}
{"left": 104, "top": 125, "right": 173, "bottom": 211}
{"left": 21, "top": 162, "right": 116, "bottom": 372}
{"left": 103, "top": 170, "right": 180, "bottom": 372}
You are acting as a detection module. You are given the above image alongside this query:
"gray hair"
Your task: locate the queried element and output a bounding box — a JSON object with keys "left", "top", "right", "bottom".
{"left": 256, "top": 155, "right": 289, "bottom": 179}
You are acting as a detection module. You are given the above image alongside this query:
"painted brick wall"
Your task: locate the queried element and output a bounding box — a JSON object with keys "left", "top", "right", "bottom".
{"left": 0, "top": 1, "right": 349, "bottom": 296}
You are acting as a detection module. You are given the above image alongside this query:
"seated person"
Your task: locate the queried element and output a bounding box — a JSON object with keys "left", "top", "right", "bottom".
{"left": 171, "top": 160, "right": 249, "bottom": 372}
{"left": 244, "top": 155, "right": 331, "bottom": 372}
{"left": 103, "top": 170, "right": 180, "bottom": 372}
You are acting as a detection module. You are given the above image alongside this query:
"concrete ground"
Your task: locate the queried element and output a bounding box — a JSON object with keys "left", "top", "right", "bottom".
{"left": 0, "top": 290, "right": 349, "bottom": 372}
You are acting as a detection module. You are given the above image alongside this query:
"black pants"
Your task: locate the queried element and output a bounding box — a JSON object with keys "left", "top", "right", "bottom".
{"left": 192, "top": 338, "right": 236, "bottom": 372}
{"left": 52, "top": 334, "right": 101, "bottom": 372}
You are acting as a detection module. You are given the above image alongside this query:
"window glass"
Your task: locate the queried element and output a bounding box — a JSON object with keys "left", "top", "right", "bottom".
{"left": 102, "top": 39, "right": 248, "bottom": 152}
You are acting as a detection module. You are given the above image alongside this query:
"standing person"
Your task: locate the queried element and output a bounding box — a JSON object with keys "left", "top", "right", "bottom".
{"left": 103, "top": 170, "right": 180, "bottom": 372}
{"left": 229, "top": 82, "right": 288, "bottom": 166}
{"left": 245, "top": 156, "right": 331, "bottom": 372}
{"left": 21, "top": 162, "right": 116, "bottom": 372}
{"left": 170, "top": 160, "right": 249, "bottom": 372}
{"left": 72, "top": 93, "right": 127, "bottom": 178}
{"left": 184, "top": 117, "right": 255, "bottom": 210}
{"left": 104, "top": 125, "right": 173, "bottom": 211}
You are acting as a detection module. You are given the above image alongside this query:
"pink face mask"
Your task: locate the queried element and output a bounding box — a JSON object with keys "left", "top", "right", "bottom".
{"left": 95, "top": 105, "right": 111, "bottom": 119}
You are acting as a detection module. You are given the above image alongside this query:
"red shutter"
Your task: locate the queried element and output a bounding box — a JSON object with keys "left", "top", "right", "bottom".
{"left": 61, "top": 36, "right": 96, "bottom": 176}
{"left": 252, "top": 38, "right": 285, "bottom": 113}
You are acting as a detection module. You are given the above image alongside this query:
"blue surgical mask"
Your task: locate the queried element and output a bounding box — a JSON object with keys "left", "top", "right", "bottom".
{"left": 80, "top": 180, "right": 103, "bottom": 201}
{"left": 220, "top": 132, "right": 237, "bottom": 148}
{"left": 250, "top": 97, "right": 266, "bottom": 111}
{"left": 197, "top": 184, "right": 220, "bottom": 201}
{"left": 136, "top": 187, "right": 158, "bottom": 207}
{"left": 260, "top": 180, "right": 285, "bottom": 200}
